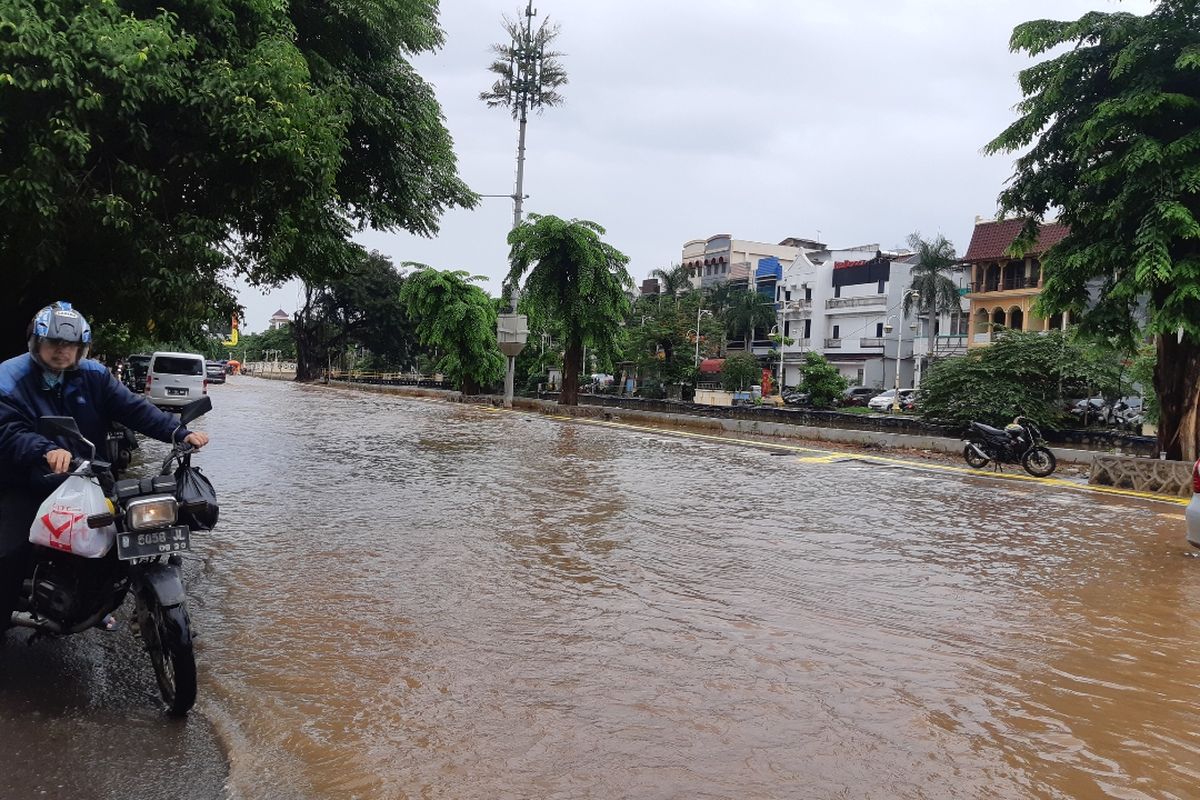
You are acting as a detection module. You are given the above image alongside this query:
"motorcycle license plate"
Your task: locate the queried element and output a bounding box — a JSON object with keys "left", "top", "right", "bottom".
{"left": 116, "top": 526, "right": 191, "bottom": 560}
{"left": 167, "top": 387, "right": 188, "bottom": 397}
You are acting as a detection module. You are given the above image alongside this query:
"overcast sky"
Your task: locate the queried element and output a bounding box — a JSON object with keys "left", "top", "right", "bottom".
{"left": 239, "top": 0, "right": 1156, "bottom": 332}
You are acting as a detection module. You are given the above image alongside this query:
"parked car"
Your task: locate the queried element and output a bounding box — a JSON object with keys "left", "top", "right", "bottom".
{"left": 1188, "top": 458, "right": 1200, "bottom": 549}
{"left": 867, "top": 388, "right": 916, "bottom": 411}
{"left": 205, "top": 360, "right": 227, "bottom": 384}
{"left": 782, "top": 389, "right": 811, "bottom": 407}
{"left": 146, "top": 351, "right": 208, "bottom": 409}
{"left": 839, "top": 386, "right": 879, "bottom": 407}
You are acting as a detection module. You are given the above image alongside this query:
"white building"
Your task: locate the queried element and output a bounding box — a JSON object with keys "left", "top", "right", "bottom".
{"left": 268, "top": 309, "right": 291, "bottom": 330}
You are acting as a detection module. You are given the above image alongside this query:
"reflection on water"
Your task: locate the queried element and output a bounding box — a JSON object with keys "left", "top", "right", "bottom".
{"left": 194, "top": 379, "right": 1200, "bottom": 799}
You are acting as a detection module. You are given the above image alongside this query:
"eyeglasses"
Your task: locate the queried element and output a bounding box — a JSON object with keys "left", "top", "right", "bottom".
{"left": 42, "top": 339, "right": 80, "bottom": 351}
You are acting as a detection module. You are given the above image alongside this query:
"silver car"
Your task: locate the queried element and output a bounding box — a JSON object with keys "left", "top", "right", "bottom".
{"left": 1188, "top": 459, "right": 1200, "bottom": 549}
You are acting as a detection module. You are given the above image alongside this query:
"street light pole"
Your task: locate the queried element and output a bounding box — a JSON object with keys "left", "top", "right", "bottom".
{"left": 891, "top": 289, "right": 919, "bottom": 412}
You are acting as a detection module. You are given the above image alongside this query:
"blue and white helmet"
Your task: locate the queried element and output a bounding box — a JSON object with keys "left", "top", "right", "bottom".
{"left": 28, "top": 301, "right": 91, "bottom": 368}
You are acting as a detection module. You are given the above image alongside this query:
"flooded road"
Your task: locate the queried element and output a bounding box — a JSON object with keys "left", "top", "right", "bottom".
{"left": 7, "top": 377, "right": 1200, "bottom": 799}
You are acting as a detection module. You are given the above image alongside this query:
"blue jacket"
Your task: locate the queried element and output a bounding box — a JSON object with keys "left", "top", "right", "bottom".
{"left": 0, "top": 354, "right": 190, "bottom": 488}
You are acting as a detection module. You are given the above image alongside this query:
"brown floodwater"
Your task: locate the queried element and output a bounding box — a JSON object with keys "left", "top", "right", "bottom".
{"left": 139, "top": 380, "right": 1200, "bottom": 797}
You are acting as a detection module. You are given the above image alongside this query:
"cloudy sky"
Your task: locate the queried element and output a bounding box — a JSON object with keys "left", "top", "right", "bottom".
{"left": 240, "top": 0, "right": 1155, "bottom": 332}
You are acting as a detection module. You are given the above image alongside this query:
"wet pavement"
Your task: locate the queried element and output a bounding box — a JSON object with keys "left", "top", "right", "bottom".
{"left": 4, "top": 377, "right": 1200, "bottom": 799}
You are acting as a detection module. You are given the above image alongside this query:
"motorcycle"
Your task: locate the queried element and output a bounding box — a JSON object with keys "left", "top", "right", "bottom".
{"left": 10, "top": 397, "right": 216, "bottom": 715}
{"left": 963, "top": 416, "right": 1057, "bottom": 477}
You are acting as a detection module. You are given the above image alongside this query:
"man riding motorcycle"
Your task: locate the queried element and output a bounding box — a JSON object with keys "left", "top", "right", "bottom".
{"left": 0, "top": 301, "right": 210, "bottom": 635}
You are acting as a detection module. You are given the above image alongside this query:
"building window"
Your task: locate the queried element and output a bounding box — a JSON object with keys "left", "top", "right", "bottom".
{"left": 875, "top": 322, "right": 884, "bottom": 338}
{"left": 832, "top": 325, "right": 840, "bottom": 339}
{"left": 834, "top": 285, "right": 841, "bottom": 298}
{"left": 784, "top": 321, "right": 791, "bottom": 337}
{"left": 878, "top": 279, "right": 885, "bottom": 294}
{"left": 784, "top": 289, "right": 791, "bottom": 302}
{"left": 805, "top": 287, "right": 812, "bottom": 301}
{"left": 804, "top": 319, "right": 812, "bottom": 339}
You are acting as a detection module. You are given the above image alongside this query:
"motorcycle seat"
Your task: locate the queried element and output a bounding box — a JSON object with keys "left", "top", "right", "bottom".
{"left": 971, "top": 422, "right": 1007, "bottom": 436}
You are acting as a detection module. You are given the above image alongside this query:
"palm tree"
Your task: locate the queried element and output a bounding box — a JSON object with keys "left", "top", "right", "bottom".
{"left": 725, "top": 288, "right": 776, "bottom": 353}
{"left": 651, "top": 264, "right": 691, "bottom": 298}
{"left": 904, "top": 232, "right": 962, "bottom": 355}
{"left": 506, "top": 214, "right": 633, "bottom": 405}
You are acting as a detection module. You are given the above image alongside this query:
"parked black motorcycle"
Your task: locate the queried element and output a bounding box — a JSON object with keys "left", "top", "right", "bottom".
{"left": 11, "top": 397, "right": 217, "bottom": 715}
{"left": 963, "top": 416, "right": 1057, "bottom": 477}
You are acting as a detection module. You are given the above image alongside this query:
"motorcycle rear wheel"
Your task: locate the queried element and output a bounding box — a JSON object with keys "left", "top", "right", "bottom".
{"left": 1022, "top": 446, "right": 1057, "bottom": 478}
{"left": 140, "top": 599, "right": 197, "bottom": 715}
{"left": 963, "top": 444, "right": 989, "bottom": 469}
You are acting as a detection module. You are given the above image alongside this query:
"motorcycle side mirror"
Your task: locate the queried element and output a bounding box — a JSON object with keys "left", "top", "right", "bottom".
{"left": 177, "top": 396, "right": 213, "bottom": 426}
{"left": 38, "top": 415, "right": 82, "bottom": 439}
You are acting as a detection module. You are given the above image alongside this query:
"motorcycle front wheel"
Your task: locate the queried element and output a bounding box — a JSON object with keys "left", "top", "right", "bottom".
{"left": 139, "top": 598, "right": 197, "bottom": 715}
{"left": 1022, "top": 446, "right": 1057, "bottom": 478}
{"left": 963, "top": 443, "right": 989, "bottom": 469}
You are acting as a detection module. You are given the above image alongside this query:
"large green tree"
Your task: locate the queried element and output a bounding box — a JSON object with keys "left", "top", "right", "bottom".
{"left": 398, "top": 267, "right": 505, "bottom": 394}
{"left": 506, "top": 215, "right": 632, "bottom": 405}
{"left": 986, "top": 3, "right": 1200, "bottom": 459}
{"left": 622, "top": 291, "right": 723, "bottom": 392}
{"left": 0, "top": 0, "right": 473, "bottom": 353}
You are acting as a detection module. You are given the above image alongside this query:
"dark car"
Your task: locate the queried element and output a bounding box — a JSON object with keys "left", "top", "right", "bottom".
{"left": 839, "top": 386, "right": 879, "bottom": 407}
{"left": 205, "top": 360, "right": 227, "bottom": 384}
{"left": 125, "top": 353, "right": 151, "bottom": 393}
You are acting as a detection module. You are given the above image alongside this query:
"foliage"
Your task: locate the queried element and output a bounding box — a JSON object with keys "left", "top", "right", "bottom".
{"left": 796, "top": 352, "right": 848, "bottom": 408}
{"left": 724, "top": 289, "right": 775, "bottom": 351}
{"left": 316, "top": 252, "right": 416, "bottom": 370}
{"left": 480, "top": 10, "right": 567, "bottom": 119}
{"left": 918, "top": 329, "right": 1127, "bottom": 427}
{"left": 0, "top": 0, "right": 473, "bottom": 353}
{"left": 506, "top": 214, "right": 632, "bottom": 405}
{"left": 399, "top": 267, "right": 506, "bottom": 394}
{"left": 720, "top": 353, "right": 760, "bottom": 391}
{"left": 236, "top": 326, "right": 298, "bottom": 362}
{"left": 622, "top": 292, "right": 723, "bottom": 390}
{"left": 985, "top": 4, "right": 1200, "bottom": 457}
{"left": 904, "top": 232, "right": 962, "bottom": 333}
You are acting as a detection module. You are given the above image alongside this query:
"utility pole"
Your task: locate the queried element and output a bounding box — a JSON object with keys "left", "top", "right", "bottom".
{"left": 483, "top": 2, "right": 567, "bottom": 407}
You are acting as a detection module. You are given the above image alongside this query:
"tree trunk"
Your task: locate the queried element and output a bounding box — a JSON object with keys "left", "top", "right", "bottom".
{"left": 293, "top": 285, "right": 323, "bottom": 382}
{"left": 1155, "top": 333, "right": 1200, "bottom": 461}
{"left": 561, "top": 339, "right": 582, "bottom": 406}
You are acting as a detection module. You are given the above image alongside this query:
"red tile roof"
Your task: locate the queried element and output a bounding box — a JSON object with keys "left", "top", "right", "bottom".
{"left": 962, "top": 219, "right": 1069, "bottom": 263}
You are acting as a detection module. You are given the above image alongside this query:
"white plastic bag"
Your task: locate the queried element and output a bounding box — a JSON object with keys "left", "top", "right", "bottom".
{"left": 29, "top": 472, "right": 116, "bottom": 558}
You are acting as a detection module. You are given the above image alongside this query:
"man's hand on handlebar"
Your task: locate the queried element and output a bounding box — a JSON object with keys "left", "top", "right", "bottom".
{"left": 45, "top": 448, "right": 72, "bottom": 474}
{"left": 184, "top": 432, "right": 209, "bottom": 449}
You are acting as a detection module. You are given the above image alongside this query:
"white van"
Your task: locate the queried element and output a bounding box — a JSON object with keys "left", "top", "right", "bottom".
{"left": 145, "top": 351, "right": 208, "bottom": 409}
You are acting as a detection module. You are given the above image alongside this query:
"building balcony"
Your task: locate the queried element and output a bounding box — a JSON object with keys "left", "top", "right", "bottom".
{"left": 970, "top": 276, "right": 1041, "bottom": 293}
{"left": 824, "top": 338, "right": 842, "bottom": 349}
{"left": 825, "top": 296, "right": 887, "bottom": 311}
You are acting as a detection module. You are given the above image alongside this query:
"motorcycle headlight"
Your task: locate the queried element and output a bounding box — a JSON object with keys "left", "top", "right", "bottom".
{"left": 126, "top": 496, "right": 178, "bottom": 531}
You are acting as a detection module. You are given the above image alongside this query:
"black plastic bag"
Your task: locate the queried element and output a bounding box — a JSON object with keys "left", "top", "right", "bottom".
{"left": 175, "top": 464, "right": 219, "bottom": 531}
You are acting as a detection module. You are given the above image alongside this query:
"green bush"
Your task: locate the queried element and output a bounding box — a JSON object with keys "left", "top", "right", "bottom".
{"left": 796, "top": 352, "right": 848, "bottom": 408}
{"left": 720, "top": 353, "right": 761, "bottom": 391}
{"left": 918, "top": 329, "right": 1123, "bottom": 427}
